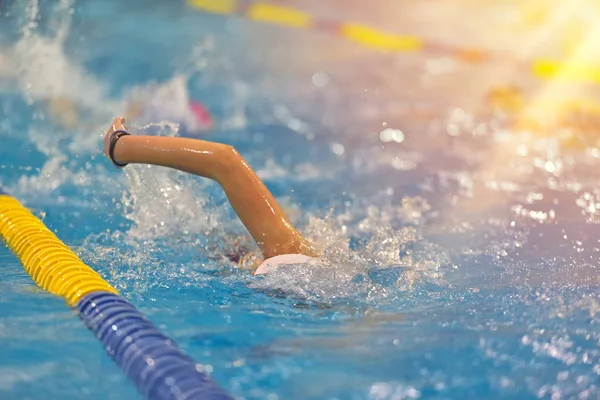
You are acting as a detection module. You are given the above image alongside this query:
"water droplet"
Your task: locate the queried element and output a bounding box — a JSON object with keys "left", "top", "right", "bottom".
{"left": 311, "top": 71, "right": 329, "bottom": 88}
{"left": 331, "top": 143, "right": 345, "bottom": 155}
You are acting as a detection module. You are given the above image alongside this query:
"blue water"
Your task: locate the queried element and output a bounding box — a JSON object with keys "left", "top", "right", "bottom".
{"left": 1, "top": 1, "right": 599, "bottom": 399}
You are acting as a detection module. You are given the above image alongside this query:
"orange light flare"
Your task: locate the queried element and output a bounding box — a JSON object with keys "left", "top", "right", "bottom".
{"left": 435, "top": 0, "right": 600, "bottom": 232}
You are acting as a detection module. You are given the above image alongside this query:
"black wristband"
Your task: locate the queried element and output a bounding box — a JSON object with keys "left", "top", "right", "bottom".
{"left": 108, "top": 130, "right": 131, "bottom": 168}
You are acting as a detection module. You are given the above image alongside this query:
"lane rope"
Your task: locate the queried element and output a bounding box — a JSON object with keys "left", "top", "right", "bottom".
{"left": 187, "top": 0, "right": 600, "bottom": 86}
{"left": 0, "top": 192, "right": 233, "bottom": 400}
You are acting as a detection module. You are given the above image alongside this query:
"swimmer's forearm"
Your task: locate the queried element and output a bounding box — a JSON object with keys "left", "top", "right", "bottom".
{"left": 111, "top": 136, "right": 234, "bottom": 180}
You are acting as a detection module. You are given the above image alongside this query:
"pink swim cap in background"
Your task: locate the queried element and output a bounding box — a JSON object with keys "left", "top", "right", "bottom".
{"left": 189, "top": 101, "right": 214, "bottom": 131}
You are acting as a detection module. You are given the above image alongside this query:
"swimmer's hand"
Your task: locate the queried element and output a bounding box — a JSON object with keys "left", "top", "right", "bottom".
{"left": 103, "top": 117, "right": 127, "bottom": 159}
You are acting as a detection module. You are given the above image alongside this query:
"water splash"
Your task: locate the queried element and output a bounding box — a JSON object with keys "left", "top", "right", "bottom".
{"left": 248, "top": 200, "right": 448, "bottom": 304}
{"left": 120, "top": 164, "right": 223, "bottom": 242}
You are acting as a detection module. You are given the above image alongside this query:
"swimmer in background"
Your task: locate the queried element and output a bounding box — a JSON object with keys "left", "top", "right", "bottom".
{"left": 104, "top": 117, "right": 320, "bottom": 274}
{"left": 123, "top": 77, "right": 214, "bottom": 135}
{"left": 0, "top": 40, "right": 212, "bottom": 133}
{"left": 50, "top": 78, "right": 214, "bottom": 135}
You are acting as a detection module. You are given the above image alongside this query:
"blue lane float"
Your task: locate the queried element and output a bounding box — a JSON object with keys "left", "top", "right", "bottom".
{"left": 77, "top": 292, "right": 234, "bottom": 400}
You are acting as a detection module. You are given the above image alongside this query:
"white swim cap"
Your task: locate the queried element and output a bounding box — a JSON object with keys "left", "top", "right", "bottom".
{"left": 254, "top": 254, "right": 316, "bottom": 275}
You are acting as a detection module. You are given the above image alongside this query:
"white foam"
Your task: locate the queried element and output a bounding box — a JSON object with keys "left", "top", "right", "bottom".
{"left": 0, "top": 362, "right": 57, "bottom": 390}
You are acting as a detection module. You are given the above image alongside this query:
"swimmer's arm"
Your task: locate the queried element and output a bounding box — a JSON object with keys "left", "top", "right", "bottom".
{"left": 104, "top": 118, "right": 316, "bottom": 259}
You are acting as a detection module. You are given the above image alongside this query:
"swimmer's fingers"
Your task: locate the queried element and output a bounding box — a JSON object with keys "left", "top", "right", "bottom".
{"left": 112, "top": 117, "right": 127, "bottom": 131}
{"left": 103, "top": 117, "right": 128, "bottom": 159}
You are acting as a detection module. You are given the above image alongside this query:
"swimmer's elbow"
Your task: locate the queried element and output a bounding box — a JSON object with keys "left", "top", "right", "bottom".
{"left": 223, "top": 144, "right": 242, "bottom": 160}
{"left": 214, "top": 144, "right": 246, "bottom": 180}
{"left": 219, "top": 144, "right": 242, "bottom": 165}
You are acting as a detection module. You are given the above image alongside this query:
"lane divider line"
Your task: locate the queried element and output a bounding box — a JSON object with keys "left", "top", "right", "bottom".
{"left": 186, "top": 0, "right": 600, "bottom": 86}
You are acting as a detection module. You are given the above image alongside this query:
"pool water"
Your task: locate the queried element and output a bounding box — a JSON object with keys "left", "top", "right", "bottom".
{"left": 1, "top": 1, "right": 600, "bottom": 399}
